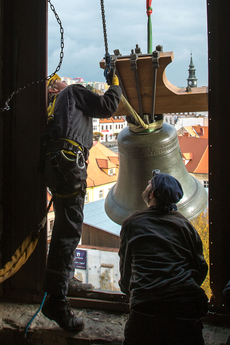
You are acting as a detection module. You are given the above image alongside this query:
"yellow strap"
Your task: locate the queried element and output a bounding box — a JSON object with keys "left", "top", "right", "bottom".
{"left": 59, "top": 138, "right": 83, "bottom": 152}
{"left": 47, "top": 73, "right": 61, "bottom": 87}
{"left": 45, "top": 139, "right": 83, "bottom": 158}
{"left": 47, "top": 95, "right": 57, "bottom": 122}
{"left": 121, "top": 94, "right": 163, "bottom": 133}
{"left": 53, "top": 190, "right": 82, "bottom": 199}
{"left": 60, "top": 150, "right": 76, "bottom": 160}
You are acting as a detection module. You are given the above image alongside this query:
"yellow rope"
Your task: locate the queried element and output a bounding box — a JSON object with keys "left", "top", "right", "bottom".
{"left": 0, "top": 198, "right": 53, "bottom": 283}
{"left": 0, "top": 231, "right": 40, "bottom": 283}
{"left": 121, "top": 94, "right": 163, "bottom": 133}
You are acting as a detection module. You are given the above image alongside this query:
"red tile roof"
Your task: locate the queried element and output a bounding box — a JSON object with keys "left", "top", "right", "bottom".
{"left": 184, "top": 125, "right": 208, "bottom": 139}
{"left": 99, "top": 118, "right": 113, "bottom": 123}
{"left": 99, "top": 117, "right": 125, "bottom": 123}
{"left": 86, "top": 141, "right": 119, "bottom": 187}
{"left": 178, "top": 136, "right": 208, "bottom": 174}
{"left": 47, "top": 190, "right": 54, "bottom": 212}
{"left": 108, "top": 156, "right": 119, "bottom": 166}
{"left": 96, "top": 158, "right": 116, "bottom": 169}
{"left": 193, "top": 125, "right": 208, "bottom": 139}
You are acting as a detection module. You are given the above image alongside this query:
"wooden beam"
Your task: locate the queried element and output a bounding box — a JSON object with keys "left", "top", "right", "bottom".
{"left": 100, "top": 52, "right": 208, "bottom": 116}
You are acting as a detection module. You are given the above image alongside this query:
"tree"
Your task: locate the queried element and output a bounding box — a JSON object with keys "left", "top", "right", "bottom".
{"left": 93, "top": 132, "right": 103, "bottom": 141}
{"left": 86, "top": 85, "right": 102, "bottom": 94}
{"left": 86, "top": 84, "right": 94, "bottom": 92}
{"left": 191, "top": 208, "right": 212, "bottom": 299}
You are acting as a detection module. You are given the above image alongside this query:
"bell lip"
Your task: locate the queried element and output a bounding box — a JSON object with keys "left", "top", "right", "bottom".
{"left": 177, "top": 176, "right": 208, "bottom": 220}
{"left": 105, "top": 177, "right": 208, "bottom": 225}
{"left": 105, "top": 185, "right": 143, "bottom": 225}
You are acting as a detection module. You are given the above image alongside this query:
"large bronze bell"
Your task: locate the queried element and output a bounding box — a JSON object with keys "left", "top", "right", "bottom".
{"left": 105, "top": 123, "right": 208, "bottom": 225}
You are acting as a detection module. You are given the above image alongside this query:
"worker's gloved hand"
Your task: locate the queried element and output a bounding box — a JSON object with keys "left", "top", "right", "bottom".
{"left": 111, "top": 74, "right": 119, "bottom": 86}
{"left": 106, "top": 68, "right": 119, "bottom": 86}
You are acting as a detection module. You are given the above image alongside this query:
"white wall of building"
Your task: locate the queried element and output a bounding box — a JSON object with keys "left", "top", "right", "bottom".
{"left": 164, "top": 113, "right": 208, "bottom": 131}
{"left": 74, "top": 247, "right": 120, "bottom": 291}
{"left": 174, "top": 116, "right": 208, "bottom": 131}
{"left": 100, "top": 119, "right": 127, "bottom": 142}
{"left": 85, "top": 183, "right": 116, "bottom": 203}
{"left": 92, "top": 118, "right": 100, "bottom": 132}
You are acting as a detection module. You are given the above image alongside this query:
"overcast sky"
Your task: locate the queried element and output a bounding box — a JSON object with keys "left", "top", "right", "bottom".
{"left": 48, "top": 0, "right": 208, "bottom": 88}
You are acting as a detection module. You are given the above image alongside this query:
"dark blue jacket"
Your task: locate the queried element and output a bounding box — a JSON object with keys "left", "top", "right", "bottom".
{"left": 119, "top": 206, "right": 208, "bottom": 309}
{"left": 48, "top": 84, "right": 121, "bottom": 160}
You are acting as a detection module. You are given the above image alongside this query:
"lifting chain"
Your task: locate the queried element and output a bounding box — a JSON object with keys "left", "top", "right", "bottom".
{"left": 100, "top": 0, "right": 112, "bottom": 80}
{"left": 0, "top": 0, "right": 64, "bottom": 112}
{"left": 100, "top": 0, "right": 109, "bottom": 57}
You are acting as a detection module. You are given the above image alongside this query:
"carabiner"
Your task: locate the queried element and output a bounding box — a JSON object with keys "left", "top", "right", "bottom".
{"left": 104, "top": 53, "right": 111, "bottom": 79}
{"left": 76, "top": 151, "right": 85, "bottom": 170}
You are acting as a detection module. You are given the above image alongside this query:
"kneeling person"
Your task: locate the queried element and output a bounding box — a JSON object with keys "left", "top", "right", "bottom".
{"left": 119, "top": 170, "right": 208, "bottom": 345}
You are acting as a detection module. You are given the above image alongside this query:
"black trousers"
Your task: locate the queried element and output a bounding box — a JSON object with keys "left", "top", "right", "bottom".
{"left": 123, "top": 307, "right": 205, "bottom": 345}
{"left": 43, "top": 152, "right": 87, "bottom": 296}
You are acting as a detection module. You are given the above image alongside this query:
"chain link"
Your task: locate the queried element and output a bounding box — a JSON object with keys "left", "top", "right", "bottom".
{"left": 100, "top": 0, "right": 109, "bottom": 56}
{"left": 0, "top": 0, "right": 64, "bottom": 112}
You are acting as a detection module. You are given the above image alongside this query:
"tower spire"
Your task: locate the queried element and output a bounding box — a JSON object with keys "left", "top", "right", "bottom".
{"left": 187, "top": 53, "right": 197, "bottom": 88}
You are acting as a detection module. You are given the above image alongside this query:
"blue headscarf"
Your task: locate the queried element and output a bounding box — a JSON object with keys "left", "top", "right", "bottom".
{"left": 151, "top": 173, "right": 183, "bottom": 212}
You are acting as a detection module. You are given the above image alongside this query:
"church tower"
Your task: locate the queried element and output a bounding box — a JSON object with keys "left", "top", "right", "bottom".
{"left": 187, "top": 53, "right": 197, "bottom": 88}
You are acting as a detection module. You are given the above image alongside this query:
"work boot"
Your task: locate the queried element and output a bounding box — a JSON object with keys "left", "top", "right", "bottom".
{"left": 42, "top": 296, "right": 84, "bottom": 332}
{"left": 67, "top": 277, "right": 93, "bottom": 296}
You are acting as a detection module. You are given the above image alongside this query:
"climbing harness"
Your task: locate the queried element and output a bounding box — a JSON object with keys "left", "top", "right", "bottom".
{"left": 45, "top": 138, "right": 86, "bottom": 170}
{"left": 47, "top": 94, "right": 58, "bottom": 123}
{"left": 0, "top": 197, "right": 53, "bottom": 284}
{"left": 0, "top": 0, "right": 64, "bottom": 112}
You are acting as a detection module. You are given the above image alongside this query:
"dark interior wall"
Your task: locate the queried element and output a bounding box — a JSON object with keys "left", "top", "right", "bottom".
{"left": 0, "top": 0, "right": 47, "bottom": 299}
{"left": 0, "top": 0, "right": 3, "bottom": 297}
{"left": 208, "top": 0, "right": 230, "bottom": 308}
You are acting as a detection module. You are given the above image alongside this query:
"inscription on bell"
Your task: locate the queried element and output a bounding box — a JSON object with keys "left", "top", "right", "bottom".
{"left": 118, "top": 134, "right": 178, "bottom": 158}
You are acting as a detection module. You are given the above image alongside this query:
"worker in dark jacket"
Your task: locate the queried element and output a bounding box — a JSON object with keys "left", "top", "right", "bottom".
{"left": 119, "top": 170, "right": 208, "bottom": 345}
{"left": 41, "top": 74, "right": 121, "bottom": 332}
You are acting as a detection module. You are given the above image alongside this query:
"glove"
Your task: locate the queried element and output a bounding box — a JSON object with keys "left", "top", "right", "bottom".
{"left": 111, "top": 74, "right": 119, "bottom": 86}
{"left": 106, "top": 68, "right": 119, "bottom": 86}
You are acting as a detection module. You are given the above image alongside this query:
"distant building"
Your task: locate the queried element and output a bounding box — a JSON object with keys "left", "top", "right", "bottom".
{"left": 60, "top": 76, "right": 109, "bottom": 93}
{"left": 178, "top": 135, "right": 208, "bottom": 189}
{"left": 77, "top": 198, "right": 121, "bottom": 290}
{"left": 99, "top": 116, "right": 127, "bottom": 142}
{"left": 178, "top": 125, "right": 208, "bottom": 138}
{"left": 73, "top": 77, "right": 84, "bottom": 83}
{"left": 47, "top": 190, "right": 54, "bottom": 249}
{"left": 187, "top": 53, "right": 198, "bottom": 88}
{"left": 86, "top": 141, "right": 119, "bottom": 203}
{"left": 61, "top": 76, "right": 72, "bottom": 85}
{"left": 164, "top": 112, "right": 208, "bottom": 131}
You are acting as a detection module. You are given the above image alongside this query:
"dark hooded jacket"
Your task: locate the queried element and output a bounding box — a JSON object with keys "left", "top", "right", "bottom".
{"left": 47, "top": 84, "right": 121, "bottom": 160}
{"left": 119, "top": 206, "right": 208, "bottom": 310}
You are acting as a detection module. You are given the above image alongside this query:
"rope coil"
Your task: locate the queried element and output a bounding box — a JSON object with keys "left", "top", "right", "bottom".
{"left": 0, "top": 197, "right": 53, "bottom": 284}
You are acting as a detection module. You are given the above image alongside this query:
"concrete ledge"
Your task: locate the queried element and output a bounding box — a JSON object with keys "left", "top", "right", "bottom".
{"left": 1, "top": 301, "right": 230, "bottom": 344}
{"left": 0, "top": 302, "right": 126, "bottom": 345}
